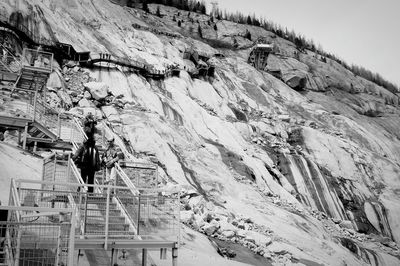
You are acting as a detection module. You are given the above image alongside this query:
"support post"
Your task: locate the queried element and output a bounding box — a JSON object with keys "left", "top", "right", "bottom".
{"left": 172, "top": 245, "right": 178, "bottom": 266}
{"left": 111, "top": 248, "right": 118, "bottom": 266}
{"left": 33, "top": 141, "right": 37, "bottom": 152}
{"left": 68, "top": 208, "right": 77, "bottom": 266}
{"left": 142, "top": 249, "right": 147, "bottom": 266}
{"left": 22, "top": 123, "right": 28, "bottom": 150}
{"left": 57, "top": 113, "right": 61, "bottom": 139}
{"left": 104, "top": 185, "right": 110, "bottom": 250}
{"left": 33, "top": 89, "right": 38, "bottom": 121}
{"left": 137, "top": 196, "right": 141, "bottom": 235}
{"left": 17, "top": 129, "right": 21, "bottom": 145}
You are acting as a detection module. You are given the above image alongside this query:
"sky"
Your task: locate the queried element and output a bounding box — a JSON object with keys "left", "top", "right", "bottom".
{"left": 203, "top": 0, "right": 400, "bottom": 88}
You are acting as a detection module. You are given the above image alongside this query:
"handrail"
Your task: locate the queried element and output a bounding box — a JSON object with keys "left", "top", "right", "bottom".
{"left": 0, "top": 42, "right": 21, "bottom": 69}
{"left": 68, "top": 158, "right": 88, "bottom": 192}
{"left": 67, "top": 193, "right": 81, "bottom": 231}
{"left": 10, "top": 179, "right": 21, "bottom": 208}
{"left": 21, "top": 48, "right": 53, "bottom": 73}
{"left": 115, "top": 164, "right": 140, "bottom": 196}
{"left": 9, "top": 179, "right": 22, "bottom": 223}
{"left": 73, "top": 117, "right": 88, "bottom": 141}
{"left": 15, "top": 178, "right": 131, "bottom": 190}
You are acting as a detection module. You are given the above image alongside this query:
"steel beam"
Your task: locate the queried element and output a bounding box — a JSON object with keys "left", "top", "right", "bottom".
{"left": 74, "top": 239, "right": 177, "bottom": 250}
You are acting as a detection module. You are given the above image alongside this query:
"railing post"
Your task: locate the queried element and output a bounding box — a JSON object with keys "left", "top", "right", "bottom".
{"left": 104, "top": 185, "right": 110, "bottom": 250}
{"left": 52, "top": 156, "right": 57, "bottom": 184}
{"left": 55, "top": 226, "right": 62, "bottom": 266}
{"left": 172, "top": 244, "right": 178, "bottom": 266}
{"left": 142, "top": 249, "right": 148, "bottom": 266}
{"left": 68, "top": 208, "right": 77, "bottom": 266}
{"left": 83, "top": 193, "right": 88, "bottom": 237}
{"left": 57, "top": 113, "right": 61, "bottom": 139}
{"left": 22, "top": 123, "right": 28, "bottom": 150}
{"left": 137, "top": 195, "right": 141, "bottom": 235}
{"left": 33, "top": 89, "right": 38, "bottom": 122}
{"left": 66, "top": 155, "right": 71, "bottom": 183}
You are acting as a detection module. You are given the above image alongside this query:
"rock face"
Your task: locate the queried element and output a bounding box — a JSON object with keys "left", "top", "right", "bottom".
{"left": 84, "top": 82, "right": 109, "bottom": 101}
{"left": 1, "top": 1, "right": 400, "bottom": 266}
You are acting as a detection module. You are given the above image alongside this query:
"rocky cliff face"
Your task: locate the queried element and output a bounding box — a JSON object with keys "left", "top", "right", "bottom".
{"left": 1, "top": 0, "right": 400, "bottom": 265}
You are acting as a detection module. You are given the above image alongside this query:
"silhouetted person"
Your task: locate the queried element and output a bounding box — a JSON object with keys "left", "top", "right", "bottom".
{"left": 73, "top": 137, "right": 100, "bottom": 193}
{"left": 82, "top": 112, "right": 97, "bottom": 139}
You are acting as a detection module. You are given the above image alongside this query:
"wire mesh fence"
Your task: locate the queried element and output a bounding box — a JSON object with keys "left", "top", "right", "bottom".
{"left": 21, "top": 49, "right": 53, "bottom": 72}
{"left": 0, "top": 206, "right": 75, "bottom": 266}
{"left": 0, "top": 54, "right": 21, "bottom": 73}
{"left": 16, "top": 179, "right": 180, "bottom": 242}
{"left": 119, "top": 161, "right": 159, "bottom": 189}
{"left": 0, "top": 87, "right": 36, "bottom": 119}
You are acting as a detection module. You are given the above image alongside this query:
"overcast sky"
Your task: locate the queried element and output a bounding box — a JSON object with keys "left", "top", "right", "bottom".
{"left": 204, "top": 0, "right": 400, "bottom": 87}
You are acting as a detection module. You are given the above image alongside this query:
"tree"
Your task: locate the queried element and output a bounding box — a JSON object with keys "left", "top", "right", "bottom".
{"left": 198, "top": 24, "right": 203, "bottom": 38}
{"left": 244, "top": 29, "right": 251, "bottom": 40}
{"left": 156, "top": 6, "right": 161, "bottom": 17}
{"left": 246, "top": 15, "right": 252, "bottom": 25}
{"left": 142, "top": 0, "right": 149, "bottom": 12}
{"left": 200, "top": 1, "right": 206, "bottom": 14}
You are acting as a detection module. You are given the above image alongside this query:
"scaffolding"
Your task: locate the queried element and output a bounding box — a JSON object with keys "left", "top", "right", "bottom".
{"left": 0, "top": 183, "right": 76, "bottom": 266}
{"left": 12, "top": 178, "right": 179, "bottom": 265}
{"left": 248, "top": 43, "right": 273, "bottom": 71}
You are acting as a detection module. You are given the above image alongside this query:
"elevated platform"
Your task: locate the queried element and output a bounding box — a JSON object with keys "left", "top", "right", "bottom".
{"left": 248, "top": 42, "right": 273, "bottom": 71}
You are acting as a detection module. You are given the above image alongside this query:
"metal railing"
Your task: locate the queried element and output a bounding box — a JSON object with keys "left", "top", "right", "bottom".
{"left": 119, "top": 160, "right": 159, "bottom": 189}
{"left": 60, "top": 114, "right": 88, "bottom": 144}
{"left": 0, "top": 206, "right": 76, "bottom": 266}
{"left": 2, "top": 179, "right": 76, "bottom": 266}
{"left": 39, "top": 156, "right": 179, "bottom": 241}
{"left": 21, "top": 48, "right": 53, "bottom": 73}
{"left": 0, "top": 53, "right": 21, "bottom": 74}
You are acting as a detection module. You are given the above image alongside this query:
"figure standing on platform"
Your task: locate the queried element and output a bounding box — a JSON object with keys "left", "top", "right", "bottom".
{"left": 73, "top": 137, "right": 101, "bottom": 193}
{"left": 82, "top": 112, "right": 97, "bottom": 139}
{"left": 102, "top": 136, "right": 123, "bottom": 185}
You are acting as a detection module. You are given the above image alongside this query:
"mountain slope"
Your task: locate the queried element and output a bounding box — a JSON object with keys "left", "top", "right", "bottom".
{"left": 1, "top": 0, "right": 400, "bottom": 265}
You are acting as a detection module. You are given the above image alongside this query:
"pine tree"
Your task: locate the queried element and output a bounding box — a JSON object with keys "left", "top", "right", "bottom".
{"left": 156, "top": 6, "right": 161, "bottom": 17}
{"left": 142, "top": 1, "right": 149, "bottom": 12}
{"left": 244, "top": 30, "right": 251, "bottom": 40}
{"left": 198, "top": 24, "right": 203, "bottom": 38}
{"left": 247, "top": 15, "right": 252, "bottom": 25}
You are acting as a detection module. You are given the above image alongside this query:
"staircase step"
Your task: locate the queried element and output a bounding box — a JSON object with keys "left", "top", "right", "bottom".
{"left": 85, "top": 222, "right": 131, "bottom": 232}
{"left": 85, "top": 215, "right": 126, "bottom": 223}
{"left": 81, "top": 207, "right": 121, "bottom": 215}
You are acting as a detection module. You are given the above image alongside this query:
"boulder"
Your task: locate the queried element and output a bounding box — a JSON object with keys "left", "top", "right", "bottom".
{"left": 236, "top": 230, "right": 246, "bottom": 238}
{"left": 83, "top": 91, "right": 92, "bottom": 99}
{"left": 180, "top": 210, "right": 194, "bottom": 224}
{"left": 192, "top": 214, "right": 205, "bottom": 230}
{"left": 246, "top": 231, "right": 272, "bottom": 247}
{"left": 102, "top": 106, "right": 120, "bottom": 123}
{"left": 339, "top": 220, "right": 354, "bottom": 230}
{"left": 219, "top": 219, "right": 237, "bottom": 233}
{"left": 57, "top": 89, "right": 73, "bottom": 107}
{"left": 84, "top": 82, "right": 109, "bottom": 101}
{"left": 78, "top": 98, "right": 95, "bottom": 108}
{"left": 221, "top": 230, "right": 235, "bottom": 238}
{"left": 203, "top": 220, "right": 220, "bottom": 236}
{"left": 283, "top": 72, "right": 307, "bottom": 90}
{"left": 46, "top": 71, "right": 64, "bottom": 89}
